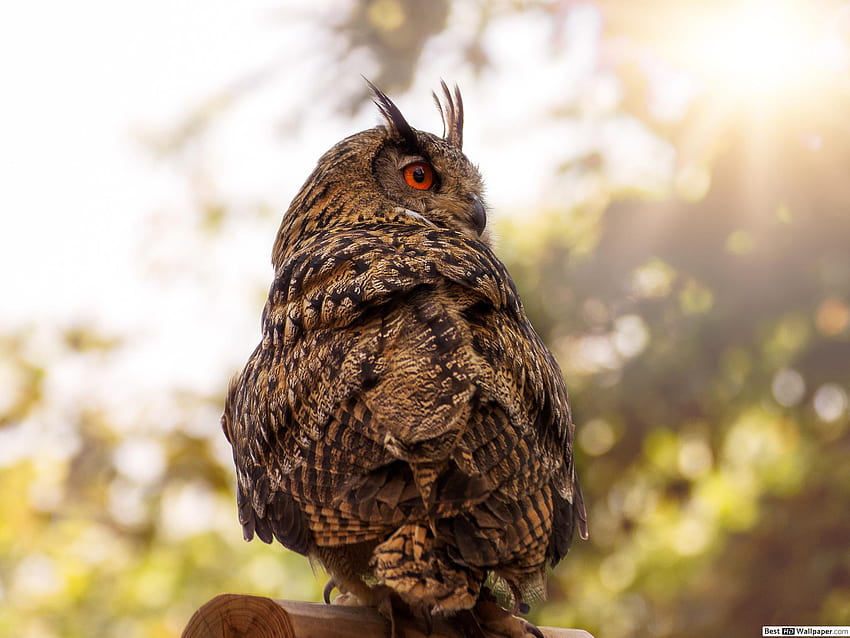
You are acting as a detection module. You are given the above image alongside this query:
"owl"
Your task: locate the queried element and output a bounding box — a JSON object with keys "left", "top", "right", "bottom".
{"left": 222, "top": 81, "right": 587, "bottom": 638}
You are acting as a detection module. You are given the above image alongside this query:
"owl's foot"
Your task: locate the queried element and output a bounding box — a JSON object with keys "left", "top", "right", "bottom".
{"left": 323, "top": 580, "right": 416, "bottom": 637}
{"left": 323, "top": 578, "right": 362, "bottom": 605}
{"left": 455, "top": 588, "right": 543, "bottom": 638}
{"left": 323, "top": 577, "right": 381, "bottom": 607}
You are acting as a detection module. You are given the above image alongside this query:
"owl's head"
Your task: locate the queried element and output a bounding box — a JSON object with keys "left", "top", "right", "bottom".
{"left": 275, "top": 81, "right": 489, "bottom": 264}
{"left": 366, "top": 80, "right": 487, "bottom": 241}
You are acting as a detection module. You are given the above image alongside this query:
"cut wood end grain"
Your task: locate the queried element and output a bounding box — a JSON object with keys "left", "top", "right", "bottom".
{"left": 181, "top": 594, "right": 593, "bottom": 638}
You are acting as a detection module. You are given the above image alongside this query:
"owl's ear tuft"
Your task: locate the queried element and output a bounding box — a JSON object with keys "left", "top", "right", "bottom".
{"left": 433, "top": 80, "right": 463, "bottom": 150}
{"left": 365, "top": 78, "right": 419, "bottom": 150}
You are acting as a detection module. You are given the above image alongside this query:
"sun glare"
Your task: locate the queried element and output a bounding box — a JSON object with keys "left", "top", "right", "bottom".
{"left": 674, "top": 0, "right": 848, "bottom": 106}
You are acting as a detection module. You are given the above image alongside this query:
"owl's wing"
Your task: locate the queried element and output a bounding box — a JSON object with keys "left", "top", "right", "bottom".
{"left": 224, "top": 224, "right": 585, "bottom": 558}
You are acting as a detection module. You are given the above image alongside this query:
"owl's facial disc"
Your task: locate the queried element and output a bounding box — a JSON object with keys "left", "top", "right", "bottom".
{"left": 366, "top": 80, "right": 488, "bottom": 242}
{"left": 371, "top": 143, "right": 488, "bottom": 240}
{"left": 394, "top": 152, "right": 486, "bottom": 237}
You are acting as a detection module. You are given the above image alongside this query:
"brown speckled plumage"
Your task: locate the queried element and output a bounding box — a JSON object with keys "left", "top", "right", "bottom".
{"left": 223, "top": 82, "right": 587, "bottom": 634}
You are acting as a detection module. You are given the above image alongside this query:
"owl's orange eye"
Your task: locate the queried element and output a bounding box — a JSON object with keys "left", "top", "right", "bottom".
{"left": 402, "top": 161, "right": 435, "bottom": 190}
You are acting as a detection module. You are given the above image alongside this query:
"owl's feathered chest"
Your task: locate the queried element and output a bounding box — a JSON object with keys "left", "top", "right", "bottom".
{"left": 262, "top": 224, "right": 520, "bottom": 342}
{"left": 256, "top": 225, "right": 557, "bottom": 457}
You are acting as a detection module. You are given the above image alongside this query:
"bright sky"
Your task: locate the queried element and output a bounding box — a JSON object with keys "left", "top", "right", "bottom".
{"left": 1, "top": 1, "right": 286, "bottom": 322}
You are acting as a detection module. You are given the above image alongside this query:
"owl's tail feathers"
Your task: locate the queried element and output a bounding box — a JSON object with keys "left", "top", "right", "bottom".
{"left": 371, "top": 523, "right": 483, "bottom": 614}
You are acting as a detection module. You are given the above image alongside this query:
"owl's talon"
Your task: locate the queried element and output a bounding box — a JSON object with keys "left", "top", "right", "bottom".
{"left": 417, "top": 602, "right": 434, "bottom": 635}
{"left": 323, "top": 578, "right": 371, "bottom": 606}
{"left": 323, "top": 578, "right": 337, "bottom": 604}
{"left": 507, "top": 580, "right": 530, "bottom": 616}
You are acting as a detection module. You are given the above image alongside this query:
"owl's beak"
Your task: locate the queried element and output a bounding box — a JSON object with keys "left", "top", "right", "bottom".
{"left": 469, "top": 195, "right": 487, "bottom": 235}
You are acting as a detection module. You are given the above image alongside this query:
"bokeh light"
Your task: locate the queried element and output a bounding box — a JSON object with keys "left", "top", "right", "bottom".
{"left": 666, "top": 0, "right": 849, "bottom": 107}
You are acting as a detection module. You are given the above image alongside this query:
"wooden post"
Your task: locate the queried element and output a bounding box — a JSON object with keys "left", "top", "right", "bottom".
{"left": 181, "top": 595, "right": 593, "bottom": 638}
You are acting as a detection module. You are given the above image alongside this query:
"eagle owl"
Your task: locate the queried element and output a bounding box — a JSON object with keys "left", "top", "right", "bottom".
{"left": 223, "top": 81, "right": 587, "bottom": 637}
